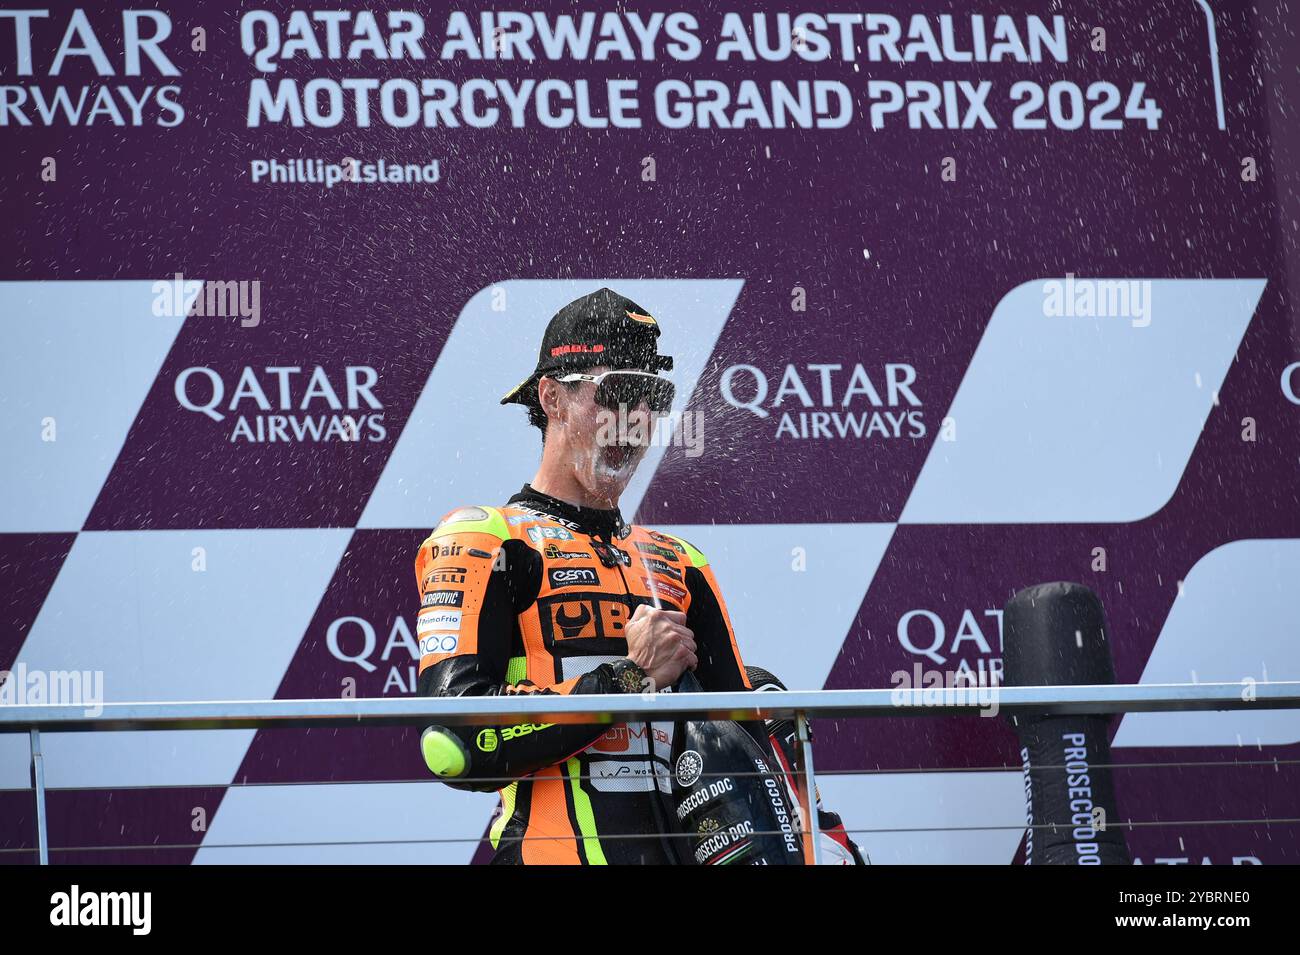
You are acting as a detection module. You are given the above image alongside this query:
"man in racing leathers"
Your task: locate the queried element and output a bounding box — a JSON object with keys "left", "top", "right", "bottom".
{"left": 414, "top": 287, "right": 767, "bottom": 864}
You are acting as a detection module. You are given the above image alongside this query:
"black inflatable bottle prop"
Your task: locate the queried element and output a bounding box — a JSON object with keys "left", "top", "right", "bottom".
{"left": 1003, "top": 582, "right": 1131, "bottom": 865}
{"left": 664, "top": 670, "right": 805, "bottom": 865}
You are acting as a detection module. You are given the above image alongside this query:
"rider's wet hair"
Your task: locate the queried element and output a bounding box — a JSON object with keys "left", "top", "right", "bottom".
{"left": 527, "top": 375, "right": 584, "bottom": 444}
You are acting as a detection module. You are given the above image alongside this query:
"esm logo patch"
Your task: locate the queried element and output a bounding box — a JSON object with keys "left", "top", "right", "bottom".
{"left": 548, "top": 566, "right": 599, "bottom": 590}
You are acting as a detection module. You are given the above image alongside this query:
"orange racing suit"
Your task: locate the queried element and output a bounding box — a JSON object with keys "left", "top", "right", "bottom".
{"left": 414, "top": 484, "right": 756, "bottom": 864}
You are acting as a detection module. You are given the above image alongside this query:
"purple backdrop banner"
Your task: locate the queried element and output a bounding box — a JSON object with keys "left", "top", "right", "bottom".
{"left": 2, "top": 0, "right": 1298, "bottom": 864}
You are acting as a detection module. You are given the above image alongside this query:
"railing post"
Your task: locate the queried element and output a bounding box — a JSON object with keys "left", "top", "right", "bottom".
{"left": 30, "top": 728, "right": 49, "bottom": 865}
{"left": 795, "top": 711, "right": 822, "bottom": 866}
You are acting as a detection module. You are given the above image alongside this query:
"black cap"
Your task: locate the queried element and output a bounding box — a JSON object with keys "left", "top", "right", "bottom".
{"left": 501, "top": 287, "right": 674, "bottom": 406}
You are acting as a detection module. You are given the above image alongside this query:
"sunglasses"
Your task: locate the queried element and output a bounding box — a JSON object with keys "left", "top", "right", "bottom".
{"left": 550, "top": 370, "right": 675, "bottom": 414}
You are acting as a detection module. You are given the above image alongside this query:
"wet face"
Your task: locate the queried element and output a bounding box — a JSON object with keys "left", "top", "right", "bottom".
{"left": 540, "top": 365, "right": 658, "bottom": 501}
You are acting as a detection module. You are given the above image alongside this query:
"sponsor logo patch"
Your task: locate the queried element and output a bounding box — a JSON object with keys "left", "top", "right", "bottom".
{"left": 549, "top": 566, "right": 599, "bottom": 589}
{"left": 634, "top": 541, "right": 679, "bottom": 562}
{"left": 640, "top": 557, "right": 683, "bottom": 581}
{"left": 423, "top": 566, "right": 468, "bottom": 587}
{"left": 540, "top": 596, "right": 630, "bottom": 641}
{"left": 550, "top": 343, "right": 606, "bottom": 357}
{"left": 593, "top": 542, "right": 632, "bottom": 567}
{"left": 553, "top": 601, "right": 593, "bottom": 637}
{"left": 544, "top": 543, "right": 591, "bottom": 561}
{"left": 501, "top": 722, "right": 555, "bottom": 741}
{"left": 593, "top": 723, "right": 671, "bottom": 754}
{"left": 528, "top": 526, "right": 574, "bottom": 543}
{"left": 421, "top": 590, "right": 464, "bottom": 608}
{"left": 419, "top": 633, "right": 459, "bottom": 656}
{"left": 641, "top": 578, "right": 687, "bottom": 603}
{"left": 675, "top": 749, "right": 704, "bottom": 787}
{"left": 510, "top": 505, "right": 583, "bottom": 530}
{"left": 648, "top": 531, "right": 687, "bottom": 554}
{"left": 416, "top": 609, "right": 462, "bottom": 633}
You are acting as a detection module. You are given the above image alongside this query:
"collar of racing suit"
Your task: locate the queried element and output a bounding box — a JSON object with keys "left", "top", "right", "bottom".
{"left": 508, "top": 483, "right": 628, "bottom": 542}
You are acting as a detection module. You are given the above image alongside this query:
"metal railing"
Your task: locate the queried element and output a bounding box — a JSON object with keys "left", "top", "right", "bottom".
{"left": 4, "top": 681, "right": 1299, "bottom": 865}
